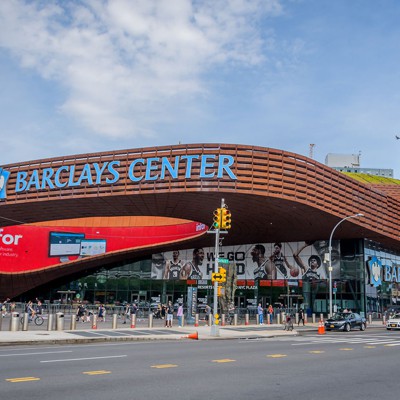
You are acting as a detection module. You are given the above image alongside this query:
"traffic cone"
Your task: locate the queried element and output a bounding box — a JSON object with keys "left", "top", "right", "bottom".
{"left": 181, "top": 331, "right": 198, "bottom": 340}
{"left": 318, "top": 319, "right": 325, "bottom": 335}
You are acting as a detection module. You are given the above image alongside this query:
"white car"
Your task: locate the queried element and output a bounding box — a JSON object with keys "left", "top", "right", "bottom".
{"left": 386, "top": 313, "right": 400, "bottom": 330}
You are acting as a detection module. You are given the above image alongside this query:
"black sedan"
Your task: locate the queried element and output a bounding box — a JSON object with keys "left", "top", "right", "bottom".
{"left": 324, "top": 312, "right": 366, "bottom": 332}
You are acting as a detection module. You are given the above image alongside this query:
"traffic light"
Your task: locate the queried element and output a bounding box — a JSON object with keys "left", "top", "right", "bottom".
{"left": 213, "top": 208, "right": 222, "bottom": 229}
{"left": 221, "top": 207, "right": 232, "bottom": 229}
{"left": 218, "top": 267, "right": 227, "bottom": 282}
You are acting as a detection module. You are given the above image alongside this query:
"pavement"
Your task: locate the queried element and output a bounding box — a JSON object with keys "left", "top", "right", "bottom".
{"left": 0, "top": 320, "right": 386, "bottom": 346}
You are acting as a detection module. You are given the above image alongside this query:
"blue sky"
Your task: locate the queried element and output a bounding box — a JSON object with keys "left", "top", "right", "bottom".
{"left": 1, "top": 0, "right": 400, "bottom": 176}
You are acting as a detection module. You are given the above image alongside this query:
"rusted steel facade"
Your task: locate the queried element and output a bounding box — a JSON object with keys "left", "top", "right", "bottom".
{"left": 1, "top": 143, "right": 400, "bottom": 298}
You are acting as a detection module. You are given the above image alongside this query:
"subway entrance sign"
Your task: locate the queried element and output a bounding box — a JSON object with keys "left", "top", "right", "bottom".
{"left": 219, "top": 258, "right": 229, "bottom": 264}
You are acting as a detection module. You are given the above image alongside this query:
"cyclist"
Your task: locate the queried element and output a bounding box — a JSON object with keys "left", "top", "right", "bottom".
{"left": 25, "top": 300, "right": 35, "bottom": 322}
{"left": 35, "top": 300, "right": 43, "bottom": 315}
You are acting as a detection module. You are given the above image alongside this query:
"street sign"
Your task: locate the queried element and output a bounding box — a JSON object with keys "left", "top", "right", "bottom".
{"left": 219, "top": 258, "right": 229, "bottom": 264}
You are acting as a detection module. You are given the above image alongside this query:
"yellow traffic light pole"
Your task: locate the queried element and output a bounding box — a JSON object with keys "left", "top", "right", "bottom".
{"left": 209, "top": 198, "right": 230, "bottom": 336}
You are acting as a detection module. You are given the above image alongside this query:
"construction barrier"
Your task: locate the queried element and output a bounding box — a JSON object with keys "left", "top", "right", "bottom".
{"left": 317, "top": 319, "right": 325, "bottom": 335}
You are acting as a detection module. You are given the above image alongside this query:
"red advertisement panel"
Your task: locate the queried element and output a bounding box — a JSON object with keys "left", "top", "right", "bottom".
{"left": 0, "top": 222, "right": 208, "bottom": 274}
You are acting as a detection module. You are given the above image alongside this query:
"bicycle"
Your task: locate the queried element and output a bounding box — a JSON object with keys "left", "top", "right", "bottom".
{"left": 20, "top": 314, "right": 44, "bottom": 326}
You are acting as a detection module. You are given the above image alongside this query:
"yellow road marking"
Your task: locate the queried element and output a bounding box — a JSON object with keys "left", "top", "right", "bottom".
{"left": 6, "top": 377, "right": 40, "bottom": 383}
{"left": 309, "top": 350, "right": 325, "bottom": 354}
{"left": 212, "top": 359, "right": 236, "bottom": 363}
{"left": 339, "top": 348, "right": 353, "bottom": 351}
{"left": 364, "top": 346, "right": 376, "bottom": 348}
{"left": 266, "top": 354, "right": 287, "bottom": 358}
{"left": 151, "top": 364, "right": 178, "bottom": 369}
{"left": 83, "top": 370, "right": 111, "bottom": 375}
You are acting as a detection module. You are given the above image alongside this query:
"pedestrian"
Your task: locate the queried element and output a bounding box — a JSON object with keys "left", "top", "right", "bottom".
{"left": 98, "top": 304, "right": 105, "bottom": 322}
{"left": 123, "top": 303, "right": 130, "bottom": 324}
{"left": 257, "top": 303, "right": 264, "bottom": 325}
{"left": 205, "top": 304, "right": 211, "bottom": 326}
{"left": 298, "top": 308, "right": 305, "bottom": 326}
{"left": 76, "top": 303, "right": 86, "bottom": 322}
{"left": 268, "top": 304, "right": 274, "bottom": 324}
{"left": 177, "top": 303, "right": 183, "bottom": 327}
{"left": 166, "top": 301, "right": 174, "bottom": 327}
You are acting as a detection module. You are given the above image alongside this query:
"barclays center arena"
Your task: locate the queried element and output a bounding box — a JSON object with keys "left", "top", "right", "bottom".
{"left": 1, "top": 143, "right": 400, "bottom": 315}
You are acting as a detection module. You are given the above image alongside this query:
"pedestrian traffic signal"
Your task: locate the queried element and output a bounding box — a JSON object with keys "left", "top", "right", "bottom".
{"left": 221, "top": 207, "right": 232, "bottom": 229}
{"left": 213, "top": 208, "right": 222, "bottom": 229}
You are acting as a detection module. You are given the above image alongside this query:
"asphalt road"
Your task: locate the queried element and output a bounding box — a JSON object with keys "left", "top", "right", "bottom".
{"left": 1, "top": 330, "right": 399, "bottom": 400}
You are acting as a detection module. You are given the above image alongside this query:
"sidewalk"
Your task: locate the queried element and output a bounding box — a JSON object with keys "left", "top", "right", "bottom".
{"left": 0, "top": 323, "right": 312, "bottom": 346}
{"left": 0, "top": 321, "right": 386, "bottom": 346}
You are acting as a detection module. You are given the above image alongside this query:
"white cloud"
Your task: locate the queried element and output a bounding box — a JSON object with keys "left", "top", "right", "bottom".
{"left": 0, "top": 0, "right": 283, "bottom": 139}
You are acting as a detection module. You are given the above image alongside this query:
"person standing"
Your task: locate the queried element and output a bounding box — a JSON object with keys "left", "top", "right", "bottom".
{"left": 177, "top": 303, "right": 183, "bottom": 327}
{"left": 166, "top": 301, "right": 174, "bottom": 327}
{"left": 268, "top": 304, "right": 274, "bottom": 324}
{"left": 205, "top": 304, "right": 212, "bottom": 326}
{"left": 298, "top": 307, "right": 305, "bottom": 326}
{"left": 257, "top": 303, "right": 264, "bottom": 325}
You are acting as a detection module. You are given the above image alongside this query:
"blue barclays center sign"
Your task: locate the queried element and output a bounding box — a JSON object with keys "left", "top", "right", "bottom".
{"left": 1, "top": 154, "right": 237, "bottom": 199}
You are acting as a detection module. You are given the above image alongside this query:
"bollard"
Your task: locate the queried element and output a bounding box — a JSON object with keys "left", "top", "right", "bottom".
{"left": 382, "top": 315, "right": 386, "bottom": 325}
{"left": 281, "top": 312, "right": 286, "bottom": 325}
{"left": 245, "top": 312, "right": 249, "bottom": 326}
{"left": 9, "top": 312, "right": 20, "bottom": 331}
{"left": 368, "top": 314, "right": 372, "bottom": 325}
{"left": 92, "top": 314, "right": 97, "bottom": 330}
{"left": 47, "top": 314, "right": 54, "bottom": 331}
{"left": 320, "top": 313, "right": 324, "bottom": 322}
{"left": 112, "top": 313, "right": 118, "bottom": 329}
{"left": 148, "top": 312, "right": 153, "bottom": 328}
{"left": 182, "top": 314, "right": 185, "bottom": 327}
{"left": 55, "top": 312, "right": 65, "bottom": 331}
{"left": 256, "top": 314, "right": 259, "bottom": 325}
{"left": 312, "top": 313, "right": 316, "bottom": 324}
{"left": 304, "top": 314, "right": 308, "bottom": 325}
{"left": 22, "top": 312, "right": 29, "bottom": 331}
{"left": 221, "top": 314, "right": 226, "bottom": 326}
{"left": 233, "top": 313, "right": 238, "bottom": 326}
{"left": 295, "top": 313, "right": 299, "bottom": 325}
{"left": 130, "top": 314, "right": 136, "bottom": 328}
{"left": 194, "top": 313, "right": 199, "bottom": 327}
{"left": 70, "top": 315, "right": 76, "bottom": 330}
{"left": 277, "top": 313, "right": 281, "bottom": 325}
{"left": 267, "top": 314, "right": 271, "bottom": 325}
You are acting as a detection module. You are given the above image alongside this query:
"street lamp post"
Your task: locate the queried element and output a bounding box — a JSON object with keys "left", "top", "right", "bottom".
{"left": 328, "top": 213, "right": 364, "bottom": 317}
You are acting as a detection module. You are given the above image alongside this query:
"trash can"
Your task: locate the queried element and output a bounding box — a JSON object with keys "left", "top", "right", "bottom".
{"left": 10, "top": 312, "right": 20, "bottom": 331}
{"left": 55, "top": 312, "right": 64, "bottom": 331}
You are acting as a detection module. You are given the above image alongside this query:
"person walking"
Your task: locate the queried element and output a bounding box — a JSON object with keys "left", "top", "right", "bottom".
{"left": 298, "top": 307, "right": 305, "bottom": 326}
{"left": 257, "top": 303, "right": 264, "bottom": 325}
{"left": 177, "top": 303, "right": 183, "bottom": 327}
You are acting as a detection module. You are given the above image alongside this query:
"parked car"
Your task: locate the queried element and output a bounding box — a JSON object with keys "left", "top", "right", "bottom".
{"left": 386, "top": 313, "right": 400, "bottom": 330}
{"left": 324, "top": 312, "right": 366, "bottom": 332}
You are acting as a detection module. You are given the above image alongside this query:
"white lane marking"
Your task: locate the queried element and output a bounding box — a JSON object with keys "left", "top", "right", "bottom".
{"left": 0, "top": 351, "right": 73, "bottom": 357}
{"left": 41, "top": 355, "right": 127, "bottom": 363}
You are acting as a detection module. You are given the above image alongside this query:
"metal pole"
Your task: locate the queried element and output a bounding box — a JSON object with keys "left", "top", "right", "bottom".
{"left": 328, "top": 213, "right": 364, "bottom": 317}
{"left": 211, "top": 200, "right": 223, "bottom": 337}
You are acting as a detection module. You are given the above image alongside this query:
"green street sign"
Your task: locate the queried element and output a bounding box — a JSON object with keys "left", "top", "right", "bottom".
{"left": 219, "top": 258, "right": 229, "bottom": 264}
